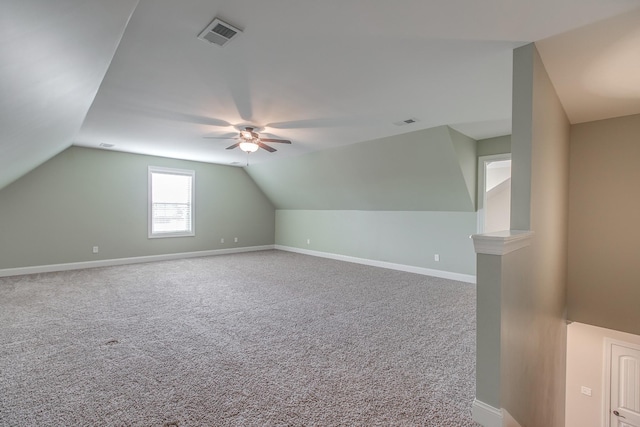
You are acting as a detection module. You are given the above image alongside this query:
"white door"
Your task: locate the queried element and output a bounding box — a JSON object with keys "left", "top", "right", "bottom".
{"left": 611, "top": 344, "right": 640, "bottom": 427}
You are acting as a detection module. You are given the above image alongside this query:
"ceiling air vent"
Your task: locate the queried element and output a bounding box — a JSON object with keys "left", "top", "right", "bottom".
{"left": 393, "top": 117, "right": 420, "bottom": 126}
{"left": 198, "top": 18, "right": 242, "bottom": 47}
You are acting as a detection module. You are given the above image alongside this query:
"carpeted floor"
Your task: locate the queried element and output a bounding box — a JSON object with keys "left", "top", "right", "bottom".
{"left": 0, "top": 250, "right": 477, "bottom": 426}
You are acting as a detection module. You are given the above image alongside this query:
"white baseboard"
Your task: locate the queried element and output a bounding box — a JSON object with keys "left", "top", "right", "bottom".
{"left": 275, "top": 245, "right": 476, "bottom": 283}
{"left": 0, "top": 245, "right": 275, "bottom": 277}
{"left": 472, "top": 399, "right": 503, "bottom": 427}
{"left": 2, "top": 245, "right": 477, "bottom": 284}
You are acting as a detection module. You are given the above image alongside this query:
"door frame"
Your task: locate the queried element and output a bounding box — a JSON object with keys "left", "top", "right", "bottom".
{"left": 477, "top": 153, "right": 511, "bottom": 233}
{"left": 603, "top": 338, "right": 640, "bottom": 427}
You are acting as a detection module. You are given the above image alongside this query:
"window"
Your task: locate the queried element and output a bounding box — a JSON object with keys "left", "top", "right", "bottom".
{"left": 148, "top": 166, "right": 195, "bottom": 238}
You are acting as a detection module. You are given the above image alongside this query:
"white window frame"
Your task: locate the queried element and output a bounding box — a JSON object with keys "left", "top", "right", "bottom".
{"left": 477, "top": 153, "right": 511, "bottom": 233}
{"left": 148, "top": 166, "right": 195, "bottom": 239}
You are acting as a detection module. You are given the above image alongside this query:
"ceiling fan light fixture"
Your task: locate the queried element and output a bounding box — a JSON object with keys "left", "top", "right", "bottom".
{"left": 239, "top": 141, "right": 259, "bottom": 153}
{"left": 205, "top": 126, "right": 289, "bottom": 153}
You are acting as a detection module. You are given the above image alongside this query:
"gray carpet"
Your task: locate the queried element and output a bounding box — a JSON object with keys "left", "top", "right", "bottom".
{"left": 0, "top": 250, "right": 477, "bottom": 426}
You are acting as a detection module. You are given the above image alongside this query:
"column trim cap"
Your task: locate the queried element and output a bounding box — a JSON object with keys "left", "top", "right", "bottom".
{"left": 471, "top": 230, "right": 534, "bottom": 255}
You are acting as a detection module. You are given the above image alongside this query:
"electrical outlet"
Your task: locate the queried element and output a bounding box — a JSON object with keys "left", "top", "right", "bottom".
{"left": 92, "top": 246, "right": 99, "bottom": 254}
{"left": 234, "top": 237, "right": 238, "bottom": 243}
{"left": 306, "top": 239, "right": 311, "bottom": 245}
{"left": 220, "top": 238, "right": 224, "bottom": 243}
{"left": 580, "top": 386, "right": 592, "bottom": 396}
{"left": 434, "top": 254, "right": 440, "bottom": 262}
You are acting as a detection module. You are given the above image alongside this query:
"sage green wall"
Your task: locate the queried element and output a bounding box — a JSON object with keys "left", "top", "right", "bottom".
{"left": 0, "top": 146, "right": 275, "bottom": 269}
{"left": 247, "top": 125, "right": 479, "bottom": 277}
{"left": 568, "top": 114, "right": 640, "bottom": 335}
{"left": 246, "top": 125, "right": 475, "bottom": 211}
{"left": 500, "top": 43, "right": 570, "bottom": 427}
{"left": 276, "top": 210, "right": 477, "bottom": 275}
{"left": 477, "top": 135, "right": 511, "bottom": 157}
{"left": 475, "top": 253, "right": 502, "bottom": 408}
{"left": 450, "top": 128, "right": 479, "bottom": 209}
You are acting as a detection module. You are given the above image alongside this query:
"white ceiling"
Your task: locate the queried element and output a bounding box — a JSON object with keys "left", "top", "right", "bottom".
{"left": 0, "top": 0, "right": 139, "bottom": 189}
{"left": 2, "top": 0, "right": 640, "bottom": 188}
{"left": 536, "top": 7, "right": 640, "bottom": 124}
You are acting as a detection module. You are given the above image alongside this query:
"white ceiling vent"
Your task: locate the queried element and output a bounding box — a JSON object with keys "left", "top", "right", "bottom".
{"left": 198, "top": 18, "right": 242, "bottom": 47}
{"left": 393, "top": 117, "right": 420, "bottom": 126}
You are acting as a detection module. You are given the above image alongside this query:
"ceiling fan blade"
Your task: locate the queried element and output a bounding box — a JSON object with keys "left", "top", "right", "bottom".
{"left": 260, "top": 138, "right": 291, "bottom": 144}
{"left": 257, "top": 142, "right": 277, "bottom": 152}
{"left": 266, "top": 117, "right": 365, "bottom": 129}
{"left": 219, "top": 59, "right": 253, "bottom": 122}
{"left": 226, "top": 142, "right": 241, "bottom": 150}
{"left": 203, "top": 132, "right": 238, "bottom": 139}
{"left": 118, "top": 103, "right": 233, "bottom": 127}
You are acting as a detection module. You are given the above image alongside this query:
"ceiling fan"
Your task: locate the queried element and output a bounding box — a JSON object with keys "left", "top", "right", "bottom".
{"left": 204, "top": 126, "right": 291, "bottom": 153}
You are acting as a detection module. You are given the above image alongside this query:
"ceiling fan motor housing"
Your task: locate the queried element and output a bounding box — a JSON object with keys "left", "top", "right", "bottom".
{"left": 205, "top": 125, "right": 291, "bottom": 153}
{"left": 240, "top": 127, "right": 259, "bottom": 141}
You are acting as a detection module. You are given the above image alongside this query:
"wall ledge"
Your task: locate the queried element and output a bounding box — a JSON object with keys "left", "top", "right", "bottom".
{"left": 472, "top": 399, "right": 503, "bottom": 427}
{"left": 275, "top": 245, "right": 476, "bottom": 284}
{"left": 0, "top": 245, "right": 275, "bottom": 278}
{"left": 471, "top": 230, "right": 534, "bottom": 255}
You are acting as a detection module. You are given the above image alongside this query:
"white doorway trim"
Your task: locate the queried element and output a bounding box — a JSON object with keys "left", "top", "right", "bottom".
{"left": 477, "top": 153, "right": 511, "bottom": 233}
{"left": 603, "top": 338, "right": 640, "bottom": 427}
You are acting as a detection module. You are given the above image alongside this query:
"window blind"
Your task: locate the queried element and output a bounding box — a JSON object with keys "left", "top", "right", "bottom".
{"left": 149, "top": 167, "right": 195, "bottom": 237}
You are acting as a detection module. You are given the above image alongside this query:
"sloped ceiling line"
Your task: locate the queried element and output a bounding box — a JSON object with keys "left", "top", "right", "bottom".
{"left": 0, "top": 0, "right": 140, "bottom": 191}
{"left": 2, "top": 1, "right": 639, "bottom": 191}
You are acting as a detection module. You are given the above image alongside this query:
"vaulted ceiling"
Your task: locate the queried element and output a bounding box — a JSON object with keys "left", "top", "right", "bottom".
{"left": 2, "top": 0, "right": 640, "bottom": 190}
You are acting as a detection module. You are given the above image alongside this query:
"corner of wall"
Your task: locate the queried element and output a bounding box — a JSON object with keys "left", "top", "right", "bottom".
{"left": 448, "top": 126, "right": 478, "bottom": 210}
{"left": 472, "top": 399, "right": 503, "bottom": 427}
